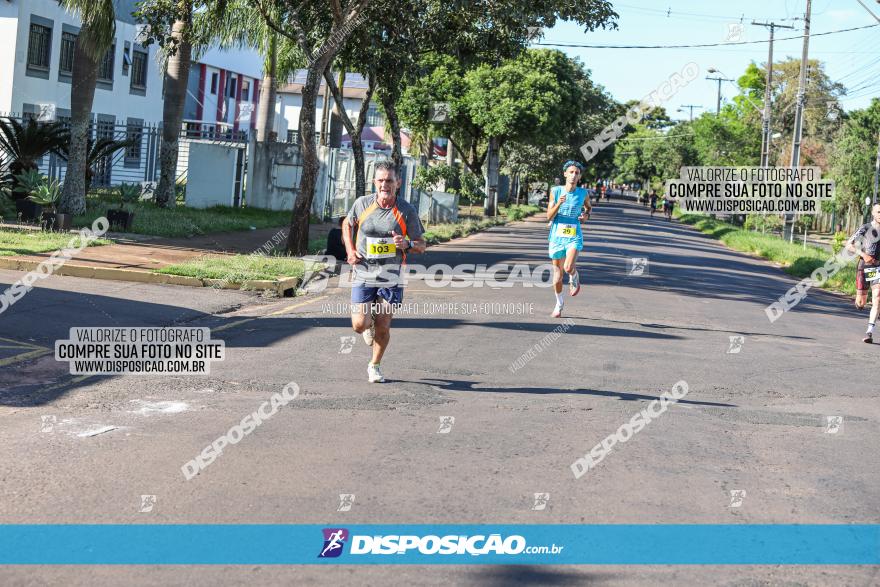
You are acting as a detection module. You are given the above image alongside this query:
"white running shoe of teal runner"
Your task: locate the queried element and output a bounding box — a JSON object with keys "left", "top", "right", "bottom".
{"left": 569, "top": 271, "right": 580, "bottom": 297}
{"left": 368, "top": 363, "right": 385, "bottom": 383}
{"left": 551, "top": 302, "right": 563, "bottom": 318}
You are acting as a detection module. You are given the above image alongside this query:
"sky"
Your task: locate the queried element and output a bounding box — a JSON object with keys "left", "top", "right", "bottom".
{"left": 534, "top": 0, "right": 880, "bottom": 121}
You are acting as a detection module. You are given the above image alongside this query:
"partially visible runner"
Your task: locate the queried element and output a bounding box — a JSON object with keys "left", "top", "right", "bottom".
{"left": 649, "top": 189, "right": 658, "bottom": 217}
{"left": 342, "top": 160, "right": 426, "bottom": 382}
{"left": 663, "top": 195, "right": 675, "bottom": 220}
{"left": 847, "top": 203, "right": 880, "bottom": 343}
{"left": 547, "top": 160, "right": 590, "bottom": 318}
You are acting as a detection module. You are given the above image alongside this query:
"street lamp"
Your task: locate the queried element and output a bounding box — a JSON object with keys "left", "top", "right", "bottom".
{"left": 706, "top": 68, "right": 734, "bottom": 115}
{"left": 677, "top": 105, "right": 702, "bottom": 121}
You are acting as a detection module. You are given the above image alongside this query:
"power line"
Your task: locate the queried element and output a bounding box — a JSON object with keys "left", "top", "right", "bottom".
{"left": 537, "top": 23, "right": 877, "bottom": 50}
{"left": 612, "top": 2, "right": 798, "bottom": 24}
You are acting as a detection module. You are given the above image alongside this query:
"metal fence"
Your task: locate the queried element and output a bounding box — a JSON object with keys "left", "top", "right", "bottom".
{"left": 322, "top": 148, "right": 418, "bottom": 219}
{"left": 0, "top": 115, "right": 248, "bottom": 191}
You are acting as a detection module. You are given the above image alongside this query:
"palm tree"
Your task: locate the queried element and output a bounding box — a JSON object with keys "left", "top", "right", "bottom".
{"left": 58, "top": 0, "right": 116, "bottom": 215}
{"left": 154, "top": 0, "right": 194, "bottom": 208}
{"left": 58, "top": 136, "right": 135, "bottom": 194}
{"left": 0, "top": 118, "right": 69, "bottom": 199}
{"left": 197, "top": 1, "right": 303, "bottom": 143}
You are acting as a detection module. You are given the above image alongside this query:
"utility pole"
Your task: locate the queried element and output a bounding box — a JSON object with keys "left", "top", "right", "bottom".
{"left": 678, "top": 104, "right": 703, "bottom": 121}
{"left": 752, "top": 21, "right": 795, "bottom": 167}
{"left": 484, "top": 136, "right": 499, "bottom": 216}
{"left": 705, "top": 75, "right": 734, "bottom": 114}
{"left": 873, "top": 129, "right": 880, "bottom": 205}
{"left": 786, "top": 0, "right": 812, "bottom": 243}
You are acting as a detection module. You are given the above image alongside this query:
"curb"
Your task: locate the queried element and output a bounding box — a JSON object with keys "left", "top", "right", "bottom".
{"left": 0, "top": 257, "right": 301, "bottom": 296}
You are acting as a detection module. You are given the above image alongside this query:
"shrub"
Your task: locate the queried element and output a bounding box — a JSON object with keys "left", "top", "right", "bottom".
{"left": 831, "top": 231, "right": 848, "bottom": 255}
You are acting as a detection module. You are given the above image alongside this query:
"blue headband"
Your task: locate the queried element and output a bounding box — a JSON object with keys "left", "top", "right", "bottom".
{"left": 562, "top": 160, "right": 584, "bottom": 173}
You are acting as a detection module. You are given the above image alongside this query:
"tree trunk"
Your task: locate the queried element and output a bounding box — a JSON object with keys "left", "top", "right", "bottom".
{"left": 255, "top": 32, "right": 277, "bottom": 143}
{"left": 379, "top": 88, "right": 402, "bottom": 174}
{"left": 155, "top": 5, "right": 193, "bottom": 208}
{"left": 349, "top": 74, "right": 375, "bottom": 201}
{"left": 286, "top": 54, "right": 334, "bottom": 255}
{"left": 59, "top": 23, "right": 100, "bottom": 216}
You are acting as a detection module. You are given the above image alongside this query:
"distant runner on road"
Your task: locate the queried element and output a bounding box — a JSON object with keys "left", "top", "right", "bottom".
{"left": 547, "top": 160, "right": 590, "bottom": 318}
{"left": 649, "top": 189, "right": 658, "bottom": 217}
{"left": 663, "top": 195, "right": 675, "bottom": 220}
{"left": 342, "top": 160, "right": 426, "bottom": 382}
{"left": 847, "top": 203, "right": 880, "bottom": 343}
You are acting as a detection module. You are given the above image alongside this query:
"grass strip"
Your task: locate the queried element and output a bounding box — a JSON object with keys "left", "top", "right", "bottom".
{"left": 74, "top": 196, "right": 291, "bottom": 238}
{"left": 0, "top": 228, "right": 111, "bottom": 257}
{"left": 676, "top": 212, "right": 856, "bottom": 296}
{"left": 423, "top": 204, "right": 540, "bottom": 245}
{"left": 155, "top": 254, "right": 306, "bottom": 283}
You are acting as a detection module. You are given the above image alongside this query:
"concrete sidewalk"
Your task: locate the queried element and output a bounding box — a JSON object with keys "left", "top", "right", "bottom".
{"left": 0, "top": 222, "right": 336, "bottom": 273}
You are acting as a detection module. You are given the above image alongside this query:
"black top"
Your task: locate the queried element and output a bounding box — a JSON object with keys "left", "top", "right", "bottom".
{"left": 325, "top": 228, "right": 348, "bottom": 261}
{"left": 851, "top": 223, "right": 880, "bottom": 263}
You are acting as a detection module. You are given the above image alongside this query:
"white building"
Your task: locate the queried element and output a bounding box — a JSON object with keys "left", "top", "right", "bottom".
{"left": 0, "top": 0, "right": 164, "bottom": 125}
{"left": 276, "top": 70, "right": 396, "bottom": 150}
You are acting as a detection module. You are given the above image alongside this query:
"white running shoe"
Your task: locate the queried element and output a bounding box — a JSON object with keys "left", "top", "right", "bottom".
{"left": 367, "top": 363, "right": 385, "bottom": 383}
{"left": 569, "top": 271, "right": 580, "bottom": 297}
{"left": 362, "top": 312, "right": 375, "bottom": 346}
{"left": 551, "top": 302, "right": 563, "bottom": 318}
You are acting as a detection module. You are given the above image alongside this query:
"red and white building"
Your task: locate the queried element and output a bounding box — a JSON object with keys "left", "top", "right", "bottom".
{"left": 183, "top": 48, "right": 263, "bottom": 135}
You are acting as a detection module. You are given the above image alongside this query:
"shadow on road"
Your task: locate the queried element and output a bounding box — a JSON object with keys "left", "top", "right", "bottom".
{"left": 467, "top": 566, "right": 614, "bottom": 586}
{"left": 410, "top": 378, "right": 736, "bottom": 408}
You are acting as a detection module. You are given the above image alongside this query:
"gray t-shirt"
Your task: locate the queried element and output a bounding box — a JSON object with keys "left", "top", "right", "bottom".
{"left": 346, "top": 194, "right": 424, "bottom": 281}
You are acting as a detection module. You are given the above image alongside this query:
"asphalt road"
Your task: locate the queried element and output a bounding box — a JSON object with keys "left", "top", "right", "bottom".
{"left": 0, "top": 198, "right": 878, "bottom": 586}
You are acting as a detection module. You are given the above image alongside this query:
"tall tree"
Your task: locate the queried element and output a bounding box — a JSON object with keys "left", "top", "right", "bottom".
{"left": 829, "top": 98, "right": 880, "bottom": 221}
{"left": 198, "top": 1, "right": 305, "bottom": 142}
{"left": 137, "top": 0, "right": 198, "bottom": 208}
{"left": 254, "top": 0, "right": 371, "bottom": 255}
{"left": 58, "top": 0, "right": 116, "bottom": 215}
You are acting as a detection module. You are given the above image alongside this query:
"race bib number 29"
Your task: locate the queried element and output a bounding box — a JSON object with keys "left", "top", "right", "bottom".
{"left": 556, "top": 223, "right": 577, "bottom": 238}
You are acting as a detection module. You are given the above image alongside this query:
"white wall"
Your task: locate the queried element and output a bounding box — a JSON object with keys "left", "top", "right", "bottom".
{"left": 5, "top": 0, "right": 164, "bottom": 123}
{"left": 275, "top": 92, "right": 366, "bottom": 138}
{"left": 0, "top": 4, "right": 20, "bottom": 113}
{"left": 199, "top": 47, "right": 262, "bottom": 80}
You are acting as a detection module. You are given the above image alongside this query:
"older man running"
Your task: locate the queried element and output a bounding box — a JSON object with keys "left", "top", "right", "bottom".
{"left": 342, "top": 160, "right": 426, "bottom": 382}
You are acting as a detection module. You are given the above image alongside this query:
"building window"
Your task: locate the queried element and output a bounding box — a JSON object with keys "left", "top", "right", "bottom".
{"left": 241, "top": 81, "right": 250, "bottom": 102}
{"left": 131, "top": 49, "right": 148, "bottom": 90}
{"left": 27, "top": 23, "right": 52, "bottom": 70}
{"left": 124, "top": 118, "right": 143, "bottom": 167}
{"left": 59, "top": 32, "right": 77, "bottom": 75}
{"left": 366, "top": 103, "right": 384, "bottom": 127}
{"left": 228, "top": 77, "right": 237, "bottom": 98}
{"left": 210, "top": 72, "right": 218, "bottom": 94}
{"left": 97, "top": 43, "right": 115, "bottom": 82}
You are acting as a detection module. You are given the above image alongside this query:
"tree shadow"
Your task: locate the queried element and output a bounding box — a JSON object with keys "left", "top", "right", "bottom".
{"left": 401, "top": 378, "right": 736, "bottom": 408}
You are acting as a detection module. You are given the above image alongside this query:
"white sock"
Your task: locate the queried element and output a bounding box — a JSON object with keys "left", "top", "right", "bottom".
{"left": 867, "top": 322, "right": 875, "bottom": 335}
{"left": 555, "top": 292, "right": 564, "bottom": 306}
{"left": 570, "top": 270, "right": 579, "bottom": 285}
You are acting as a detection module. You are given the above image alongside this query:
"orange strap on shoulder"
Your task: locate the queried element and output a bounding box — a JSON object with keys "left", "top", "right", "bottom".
{"left": 354, "top": 199, "right": 410, "bottom": 264}
{"left": 354, "top": 200, "right": 380, "bottom": 247}
{"left": 390, "top": 206, "right": 408, "bottom": 265}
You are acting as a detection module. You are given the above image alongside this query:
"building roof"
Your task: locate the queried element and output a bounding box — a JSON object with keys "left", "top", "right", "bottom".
{"left": 278, "top": 70, "right": 372, "bottom": 99}
{"left": 114, "top": 0, "right": 141, "bottom": 25}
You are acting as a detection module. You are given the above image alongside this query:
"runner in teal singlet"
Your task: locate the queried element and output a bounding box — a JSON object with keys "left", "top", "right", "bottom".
{"left": 547, "top": 160, "right": 590, "bottom": 318}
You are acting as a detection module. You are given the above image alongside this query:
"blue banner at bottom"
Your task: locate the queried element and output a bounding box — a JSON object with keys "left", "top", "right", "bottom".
{"left": 0, "top": 525, "right": 877, "bottom": 565}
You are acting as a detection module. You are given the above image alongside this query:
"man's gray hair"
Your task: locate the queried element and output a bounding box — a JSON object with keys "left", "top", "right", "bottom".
{"left": 374, "top": 159, "right": 398, "bottom": 177}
